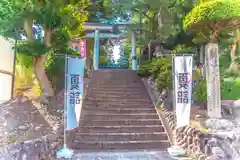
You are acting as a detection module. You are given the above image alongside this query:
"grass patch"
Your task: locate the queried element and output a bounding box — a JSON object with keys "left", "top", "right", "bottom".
{"left": 14, "top": 64, "right": 41, "bottom": 97}
{"left": 222, "top": 78, "right": 240, "bottom": 100}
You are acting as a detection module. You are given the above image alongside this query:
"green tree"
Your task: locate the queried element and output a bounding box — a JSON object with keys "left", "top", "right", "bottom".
{"left": 184, "top": 0, "right": 240, "bottom": 117}
{"left": 184, "top": 0, "right": 240, "bottom": 73}
{"left": 0, "top": 0, "right": 89, "bottom": 100}
{"left": 112, "top": 0, "right": 196, "bottom": 50}
{"left": 183, "top": 0, "right": 240, "bottom": 42}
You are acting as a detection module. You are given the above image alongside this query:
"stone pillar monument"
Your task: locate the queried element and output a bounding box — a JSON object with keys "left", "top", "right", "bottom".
{"left": 205, "top": 43, "right": 221, "bottom": 118}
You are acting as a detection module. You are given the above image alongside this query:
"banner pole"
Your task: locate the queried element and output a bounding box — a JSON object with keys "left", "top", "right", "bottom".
{"left": 63, "top": 54, "right": 68, "bottom": 148}
{"left": 172, "top": 54, "right": 177, "bottom": 146}
{"left": 56, "top": 54, "right": 74, "bottom": 159}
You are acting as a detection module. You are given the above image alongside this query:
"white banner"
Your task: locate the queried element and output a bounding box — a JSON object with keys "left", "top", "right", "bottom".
{"left": 65, "top": 56, "right": 85, "bottom": 130}
{"left": 174, "top": 56, "right": 193, "bottom": 128}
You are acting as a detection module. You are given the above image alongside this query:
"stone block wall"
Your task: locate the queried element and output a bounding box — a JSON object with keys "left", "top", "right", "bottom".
{"left": 162, "top": 108, "right": 207, "bottom": 159}
{"left": 162, "top": 108, "right": 231, "bottom": 160}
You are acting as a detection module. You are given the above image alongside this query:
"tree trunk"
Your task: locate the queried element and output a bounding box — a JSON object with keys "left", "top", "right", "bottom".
{"left": 228, "top": 29, "right": 240, "bottom": 74}
{"left": 39, "top": 26, "right": 54, "bottom": 97}
{"left": 24, "top": 19, "right": 34, "bottom": 41}
{"left": 32, "top": 55, "right": 54, "bottom": 98}
{"left": 230, "top": 36, "right": 237, "bottom": 59}
{"left": 238, "top": 29, "right": 240, "bottom": 54}
{"left": 24, "top": 19, "right": 54, "bottom": 99}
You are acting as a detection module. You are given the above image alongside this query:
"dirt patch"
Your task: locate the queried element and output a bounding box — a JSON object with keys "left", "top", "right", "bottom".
{"left": 0, "top": 98, "right": 53, "bottom": 146}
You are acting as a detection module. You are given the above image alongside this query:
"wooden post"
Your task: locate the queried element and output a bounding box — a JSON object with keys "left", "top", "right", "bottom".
{"left": 205, "top": 43, "right": 221, "bottom": 118}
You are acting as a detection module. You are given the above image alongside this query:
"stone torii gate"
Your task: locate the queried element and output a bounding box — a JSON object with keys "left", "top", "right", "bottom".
{"left": 83, "top": 22, "right": 138, "bottom": 70}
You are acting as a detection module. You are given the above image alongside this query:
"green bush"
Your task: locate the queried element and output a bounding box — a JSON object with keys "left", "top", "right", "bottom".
{"left": 138, "top": 57, "right": 173, "bottom": 90}
{"left": 171, "top": 44, "right": 196, "bottom": 54}
{"left": 15, "top": 54, "right": 33, "bottom": 87}
{"left": 137, "top": 61, "right": 153, "bottom": 77}
{"left": 150, "top": 57, "right": 172, "bottom": 89}
{"left": 45, "top": 54, "right": 65, "bottom": 93}
{"left": 193, "top": 72, "right": 227, "bottom": 102}
{"left": 193, "top": 78, "right": 207, "bottom": 102}
{"left": 99, "top": 55, "right": 108, "bottom": 65}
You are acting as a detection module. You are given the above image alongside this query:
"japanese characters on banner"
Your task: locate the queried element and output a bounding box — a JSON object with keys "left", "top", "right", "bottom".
{"left": 174, "top": 56, "right": 193, "bottom": 128}
{"left": 66, "top": 56, "right": 85, "bottom": 130}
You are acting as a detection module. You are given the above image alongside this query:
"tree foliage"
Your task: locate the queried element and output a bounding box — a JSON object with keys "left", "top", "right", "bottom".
{"left": 0, "top": 0, "right": 89, "bottom": 54}
{"left": 87, "top": 0, "right": 131, "bottom": 23}
{"left": 0, "top": 0, "right": 89, "bottom": 98}
{"left": 183, "top": 0, "right": 240, "bottom": 42}
{"left": 114, "top": 0, "right": 197, "bottom": 49}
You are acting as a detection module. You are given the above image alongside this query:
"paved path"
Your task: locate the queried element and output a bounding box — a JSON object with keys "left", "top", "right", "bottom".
{"left": 70, "top": 151, "right": 191, "bottom": 160}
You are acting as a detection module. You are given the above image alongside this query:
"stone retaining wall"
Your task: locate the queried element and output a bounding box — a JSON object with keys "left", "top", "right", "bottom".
{"left": 143, "top": 77, "right": 230, "bottom": 160}
{"left": 162, "top": 108, "right": 207, "bottom": 160}
{"left": 162, "top": 105, "right": 232, "bottom": 160}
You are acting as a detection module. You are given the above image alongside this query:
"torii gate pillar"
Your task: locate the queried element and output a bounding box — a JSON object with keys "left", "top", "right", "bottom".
{"left": 93, "top": 29, "right": 100, "bottom": 70}
{"left": 131, "top": 31, "right": 137, "bottom": 70}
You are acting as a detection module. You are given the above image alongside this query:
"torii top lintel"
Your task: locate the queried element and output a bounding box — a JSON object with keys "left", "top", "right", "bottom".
{"left": 81, "top": 22, "right": 142, "bottom": 39}
{"left": 83, "top": 22, "right": 130, "bottom": 31}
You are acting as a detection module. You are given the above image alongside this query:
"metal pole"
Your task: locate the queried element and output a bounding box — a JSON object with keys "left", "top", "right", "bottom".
{"left": 172, "top": 55, "right": 176, "bottom": 144}
{"left": 11, "top": 39, "right": 17, "bottom": 99}
{"left": 63, "top": 54, "right": 68, "bottom": 148}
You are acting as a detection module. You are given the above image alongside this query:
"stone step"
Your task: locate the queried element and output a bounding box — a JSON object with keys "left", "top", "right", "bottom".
{"left": 72, "top": 140, "right": 170, "bottom": 150}
{"left": 80, "top": 119, "right": 162, "bottom": 126}
{"left": 78, "top": 125, "right": 165, "bottom": 133}
{"left": 83, "top": 100, "right": 153, "bottom": 106}
{"left": 90, "top": 81, "right": 142, "bottom": 83}
{"left": 89, "top": 85, "right": 146, "bottom": 92}
{"left": 85, "top": 97, "right": 152, "bottom": 102}
{"left": 87, "top": 91, "right": 150, "bottom": 97}
{"left": 83, "top": 114, "right": 159, "bottom": 120}
{"left": 89, "top": 84, "right": 145, "bottom": 88}
{"left": 83, "top": 104, "right": 154, "bottom": 109}
{"left": 87, "top": 94, "right": 150, "bottom": 99}
{"left": 90, "top": 81, "right": 142, "bottom": 85}
{"left": 91, "top": 76, "right": 139, "bottom": 79}
{"left": 92, "top": 73, "right": 138, "bottom": 76}
{"left": 90, "top": 80, "right": 142, "bottom": 84}
{"left": 74, "top": 132, "right": 168, "bottom": 141}
{"left": 91, "top": 74, "right": 139, "bottom": 78}
{"left": 83, "top": 108, "right": 156, "bottom": 114}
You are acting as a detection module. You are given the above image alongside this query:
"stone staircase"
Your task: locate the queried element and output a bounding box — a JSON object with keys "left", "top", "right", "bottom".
{"left": 70, "top": 69, "right": 170, "bottom": 151}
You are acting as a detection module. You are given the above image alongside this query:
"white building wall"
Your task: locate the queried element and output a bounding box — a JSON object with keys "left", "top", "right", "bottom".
{"left": 0, "top": 36, "right": 14, "bottom": 104}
